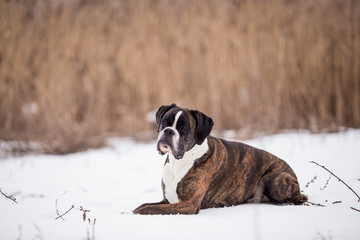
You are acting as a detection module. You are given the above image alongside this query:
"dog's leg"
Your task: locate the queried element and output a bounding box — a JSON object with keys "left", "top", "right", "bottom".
{"left": 133, "top": 183, "right": 209, "bottom": 215}
{"left": 263, "top": 172, "right": 307, "bottom": 205}
{"left": 133, "top": 200, "right": 167, "bottom": 213}
{"left": 133, "top": 200, "right": 201, "bottom": 215}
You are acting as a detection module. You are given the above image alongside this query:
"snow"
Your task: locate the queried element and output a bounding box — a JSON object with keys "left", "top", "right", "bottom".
{"left": 1, "top": 130, "right": 360, "bottom": 239}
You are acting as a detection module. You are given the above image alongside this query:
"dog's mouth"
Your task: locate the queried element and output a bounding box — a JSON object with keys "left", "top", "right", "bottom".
{"left": 159, "top": 143, "right": 173, "bottom": 155}
{"left": 157, "top": 140, "right": 174, "bottom": 155}
{"left": 157, "top": 140, "right": 184, "bottom": 160}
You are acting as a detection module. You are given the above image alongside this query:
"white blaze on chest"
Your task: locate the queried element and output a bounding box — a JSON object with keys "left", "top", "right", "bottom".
{"left": 162, "top": 138, "right": 209, "bottom": 204}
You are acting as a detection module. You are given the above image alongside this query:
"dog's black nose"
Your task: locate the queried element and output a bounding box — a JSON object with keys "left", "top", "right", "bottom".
{"left": 164, "top": 128, "right": 175, "bottom": 136}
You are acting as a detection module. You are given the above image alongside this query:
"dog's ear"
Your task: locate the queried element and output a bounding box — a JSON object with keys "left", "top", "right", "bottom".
{"left": 155, "top": 103, "right": 177, "bottom": 132}
{"left": 190, "top": 110, "right": 214, "bottom": 145}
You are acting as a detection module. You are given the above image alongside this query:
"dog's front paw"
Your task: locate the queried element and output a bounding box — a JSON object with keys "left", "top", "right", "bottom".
{"left": 133, "top": 203, "right": 148, "bottom": 213}
{"left": 133, "top": 205, "right": 158, "bottom": 215}
{"left": 132, "top": 208, "right": 143, "bottom": 215}
{"left": 133, "top": 203, "right": 149, "bottom": 214}
{"left": 133, "top": 201, "right": 166, "bottom": 215}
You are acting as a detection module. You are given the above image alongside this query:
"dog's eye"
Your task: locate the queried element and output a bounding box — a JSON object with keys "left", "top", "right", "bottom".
{"left": 161, "top": 120, "right": 167, "bottom": 126}
{"left": 180, "top": 126, "right": 187, "bottom": 132}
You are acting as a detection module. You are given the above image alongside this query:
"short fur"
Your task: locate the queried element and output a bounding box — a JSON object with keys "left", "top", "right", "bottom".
{"left": 133, "top": 104, "right": 307, "bottom": 215}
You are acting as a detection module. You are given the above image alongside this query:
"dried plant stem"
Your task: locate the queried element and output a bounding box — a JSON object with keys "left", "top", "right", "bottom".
{"left": 351, "top": 207, "right": 360, "bottom": 212}
{"left": 55, "top": 205, "right": 75, "bottom": 220}
{"left": 309, "top": 161, "right": 360, "bottom": 202}
{"left": 89, "top": 218, "right": 96, "bottom": 240}
{"left": 55, "top": 199, "right": 65, "bottom": 221}
{"left": 306, "top": 201, "right": 326, "bottom": 207}
{"left": 320, "top": 174, "right": 332, "bottom": 190}
{"left": 305, "top": 176, "right": 317, "bottom": 188}
{"left": 1, "top": 0, "right": 360, "bottom": 154}
{"left": 0, "top": 188, "right": 18, "bottom": 204}
{"left": 55, "top": 201, "right": 91, "bottom": 221}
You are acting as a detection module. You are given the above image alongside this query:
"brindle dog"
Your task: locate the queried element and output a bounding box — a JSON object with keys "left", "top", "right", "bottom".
{"left": 134, "top": 104, "right": 307, "bottom": 214}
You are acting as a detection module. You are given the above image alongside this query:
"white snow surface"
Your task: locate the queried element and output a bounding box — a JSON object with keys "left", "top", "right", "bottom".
{"left": 1, "top": 130, "right": 360, "bottom": 240}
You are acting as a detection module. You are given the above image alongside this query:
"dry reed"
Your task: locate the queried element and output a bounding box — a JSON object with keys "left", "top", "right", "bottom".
{"left": 0, "top": 0, "right": 359, "bottom": 154}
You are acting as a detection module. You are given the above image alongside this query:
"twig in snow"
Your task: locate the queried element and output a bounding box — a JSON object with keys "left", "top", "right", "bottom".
{"left": 33, "top": 223, "right": 44, "bottom": 240}
{"left": 86, "top": 218, "right": 96, "bottom": 240}
{"left": 79, "top": 206, "right": 91, "bottom": 222}
{"left": 55, "top": 200, "right": 96, "bottom": 239}
{"left": 0, "top": 188, "right": 18, "bottom": 203}
{"left": 320, "top": 174, "right": 332, "bottom": 190}
{"left": 305, "top": 176, "right": 317, "bottom": 188}
{"left": 54, "top": 201, "right": 91, "bottom": 221}
{"left": 314, "top": 227, "right": 333, "bottom": 240}
{"left": 55, "top": 205, "right": 75, "bottom": 220}
{"left": 306, "top": 201, "right": 326, "bottom": 207}
{"left": 55, "top": 199, "right": 65, "bottom": 221}
{"left": 309, "top": 161, "right": 360, "bottom": 202}
{"left": 350, "top": 207, "right": 360, "bottom": 213}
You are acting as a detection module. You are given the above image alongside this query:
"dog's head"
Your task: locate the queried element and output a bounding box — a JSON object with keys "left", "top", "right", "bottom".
{"left": 155, "top": 104, "right": 214, "bottom": 160}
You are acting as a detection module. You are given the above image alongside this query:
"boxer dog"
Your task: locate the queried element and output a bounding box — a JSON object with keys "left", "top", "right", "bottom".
{"left": 133, "top": 104, "right": 307, "bottom": 215}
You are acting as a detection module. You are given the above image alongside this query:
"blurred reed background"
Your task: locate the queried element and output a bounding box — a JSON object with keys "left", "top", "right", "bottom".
{"left": 1, "top": 0, "right": 359, "bottom": 154}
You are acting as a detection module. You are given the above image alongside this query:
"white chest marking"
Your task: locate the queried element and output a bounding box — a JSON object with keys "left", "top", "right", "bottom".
{"left": 162, "top": 138, "right": 209, "bottom": 203}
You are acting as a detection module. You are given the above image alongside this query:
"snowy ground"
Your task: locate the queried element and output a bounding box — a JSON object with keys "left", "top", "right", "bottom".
{"left": 1, "top": 130, "right": 360, "bottom": 240}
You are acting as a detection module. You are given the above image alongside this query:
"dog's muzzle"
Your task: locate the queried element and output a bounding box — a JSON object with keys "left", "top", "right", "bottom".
{"left": 157, "top": 140, "right": 173, "bottom": 155}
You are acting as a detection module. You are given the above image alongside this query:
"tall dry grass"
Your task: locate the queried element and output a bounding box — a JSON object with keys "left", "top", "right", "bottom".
{"left": 0, "top": 0, "right": 359, "bottom": 153}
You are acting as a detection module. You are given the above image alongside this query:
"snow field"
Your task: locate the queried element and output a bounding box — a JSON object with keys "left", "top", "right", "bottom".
{"left": 1, "top": 130, "right": 360, "bottom": 239}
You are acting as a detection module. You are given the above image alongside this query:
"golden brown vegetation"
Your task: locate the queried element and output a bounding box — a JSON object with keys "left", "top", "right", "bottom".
{"left": 1, "top": 0, "right": 359, "bottom": 153}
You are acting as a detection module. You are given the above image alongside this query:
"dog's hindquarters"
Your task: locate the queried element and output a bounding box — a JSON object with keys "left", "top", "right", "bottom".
{"left": 260, "top": 160, "right": 308, "bottom": 205}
